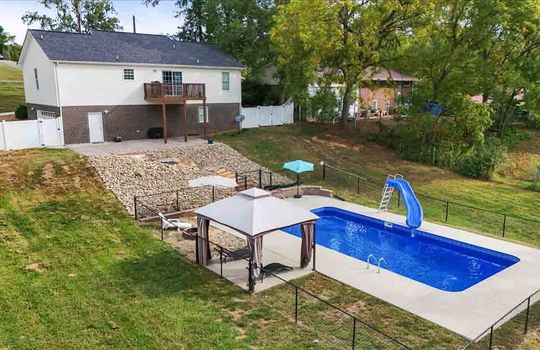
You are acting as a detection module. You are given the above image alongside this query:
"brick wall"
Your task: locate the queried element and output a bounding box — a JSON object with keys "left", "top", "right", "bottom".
{"left": 359, "top": 81, "right": 413, "bottom": 114}
{"left": 61, "top": 103, "right": 240, "bottom": 144}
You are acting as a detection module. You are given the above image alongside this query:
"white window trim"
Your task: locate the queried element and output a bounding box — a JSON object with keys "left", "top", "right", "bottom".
{"left": 371, "top": 100, "right": 378, "bottom": 110}
{"left": 198, "top": 105, "right": 209, "bottom": 123}
{"left": 222, "top": 72, "right": 230, "bottom": 91}
{"left": 34, "top": 68, "right": 40, "bottom": 90}
{"left": 123, "top": 68, "right": 135, "bottom": 81}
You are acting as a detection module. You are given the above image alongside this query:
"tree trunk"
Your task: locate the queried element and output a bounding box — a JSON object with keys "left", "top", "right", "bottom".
{"left": 340, "top": 84, "right": 352, "bottom": 128}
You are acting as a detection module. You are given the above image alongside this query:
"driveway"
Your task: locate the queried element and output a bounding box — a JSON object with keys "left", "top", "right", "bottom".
{"left": 66, "top": 137, "right": 206, "bottom": 156}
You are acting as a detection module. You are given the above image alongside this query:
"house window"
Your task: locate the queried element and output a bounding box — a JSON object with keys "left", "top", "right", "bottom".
{"left": 385, "top": 100, "right": 391, "bottom": 108}
{"left": 162, "top": 71, "right": 182, "bottom": 95}
{"left": 198, "top": 105, "right": 209, "bottom": 123}
{"left": 402, "top": 81, "right": 411, "bottom": 87}
{"left": 371, "top": 100, "right": 378, "bottom": 110}
{"left": 222, "top": 72, "right": 230, "bottom": 90}
{"left": 123, "top": 68, "right": 135, "bottom": 80}
{"left": 34, "top": 68, "right": 39, "bottom": 90}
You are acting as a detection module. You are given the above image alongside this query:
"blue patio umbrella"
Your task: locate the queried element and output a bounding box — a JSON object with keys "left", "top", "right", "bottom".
{"left": 283, "top": 160, "right": 314, "bottom": 198}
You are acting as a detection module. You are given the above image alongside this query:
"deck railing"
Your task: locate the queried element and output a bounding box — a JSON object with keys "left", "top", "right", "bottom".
{"left": 143, "top": 83, "right": 206, "bottom": 100}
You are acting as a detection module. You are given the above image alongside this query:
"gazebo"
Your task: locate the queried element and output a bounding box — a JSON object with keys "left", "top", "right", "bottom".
{"left": 194, "top": 188, "right": 319, "bottom": 292}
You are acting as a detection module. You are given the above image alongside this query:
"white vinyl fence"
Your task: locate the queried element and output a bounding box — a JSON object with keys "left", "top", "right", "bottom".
{"left": 0, "top": 118, "right": 64, "bottom": 151}
{"left": 240, "top": 100, "right": 294, "bottom": 129}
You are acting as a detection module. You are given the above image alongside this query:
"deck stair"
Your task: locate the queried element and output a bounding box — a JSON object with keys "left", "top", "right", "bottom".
{"left": 378, "top": 174, "right": 403, "bottom": 212}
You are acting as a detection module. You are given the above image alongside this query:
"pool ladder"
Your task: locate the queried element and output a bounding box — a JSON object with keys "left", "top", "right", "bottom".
{"left": 379, "top": 174, "right": 403, "bottom": 212}
{"left": 366, "top": 254, "right": 389, "bottom": 273}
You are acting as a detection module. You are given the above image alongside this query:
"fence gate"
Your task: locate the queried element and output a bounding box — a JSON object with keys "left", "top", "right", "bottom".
{"left": 0, "top": 117, "right": 64, "bottom": 151}
{"left": 241, "top": 100, "right": 294, "bottom": 129}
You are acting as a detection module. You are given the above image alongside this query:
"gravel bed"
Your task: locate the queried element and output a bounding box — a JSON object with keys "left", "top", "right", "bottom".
{"left": 89, "top": 142, "right": 288, "bottom": 215}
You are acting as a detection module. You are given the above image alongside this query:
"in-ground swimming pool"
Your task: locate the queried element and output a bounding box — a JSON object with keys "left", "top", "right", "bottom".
{"left": 282, "top": 207, "right": 520, "bottom": 292}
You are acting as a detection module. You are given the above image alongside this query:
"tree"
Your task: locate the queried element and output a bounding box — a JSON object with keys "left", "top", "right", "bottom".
{"left": 476, "top": 0, "right": 540, "bottom": 136}
{"left": 0, "top": 25, "right": 21, "bottom": 61}
{"left": 271, "top": 0, "right": 426, "bottom": 125}
{"left": 22, "top": 0, "right": 121, "bottom": 33}
{"left": 145, "top": 0, "right": 277, "bottom": 74}
{"left": 399, "top": 0, "right": 499, "bottom": 104}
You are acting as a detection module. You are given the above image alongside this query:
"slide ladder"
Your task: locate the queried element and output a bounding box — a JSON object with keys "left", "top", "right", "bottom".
{"left": 379, "top": 174, "right": 423, "bottom": 229}
{"left": 378, "top": 174, "right": 403, "bottom": 211}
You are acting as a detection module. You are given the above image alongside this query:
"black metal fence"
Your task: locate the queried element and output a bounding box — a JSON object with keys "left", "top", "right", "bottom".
{"left": 235, "top": 168, "right": 297, "bottom": 190}
{"left": 154, "top": 206, "right": 410, "bottom": 350}
{"left": 461, "top": 289, "right": 540, "bottom": 350}
{"left": 320, "top": 163, "right": 540, "bottom": 245}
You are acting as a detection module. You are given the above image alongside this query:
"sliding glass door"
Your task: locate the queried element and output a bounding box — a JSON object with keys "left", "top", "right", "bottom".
{"left": 162, "top": 71, "right": 182, "bottom": 96}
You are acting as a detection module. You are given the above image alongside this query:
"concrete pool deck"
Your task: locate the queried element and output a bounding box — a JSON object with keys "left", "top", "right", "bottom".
{"left": 280, "top": 195, "right": 540, "bottom": 339}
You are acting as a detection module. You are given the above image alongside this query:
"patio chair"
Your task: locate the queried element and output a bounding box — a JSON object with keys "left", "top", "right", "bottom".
{"left": 158, "top": 213, "right": 192, "bottom": 231}
{"left": 220, "top": 246, "right": 252, "bottom": 262}
{"left": 259, "top": 262, "right": 293, "bottom": 282}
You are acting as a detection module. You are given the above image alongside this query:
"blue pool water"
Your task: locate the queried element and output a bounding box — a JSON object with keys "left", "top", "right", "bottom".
{"left": 282, "top": 207, "right": 519, "bottom": 292}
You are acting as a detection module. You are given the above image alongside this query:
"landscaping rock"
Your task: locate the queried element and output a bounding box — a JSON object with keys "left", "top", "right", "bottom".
{"left": 89, "top": 142, "right": 288, "bottom": 216}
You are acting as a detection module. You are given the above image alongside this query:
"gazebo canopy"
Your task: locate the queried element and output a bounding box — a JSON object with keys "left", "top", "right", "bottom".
{"left": 194, "top": 188, "right": 319, "bottom": 237}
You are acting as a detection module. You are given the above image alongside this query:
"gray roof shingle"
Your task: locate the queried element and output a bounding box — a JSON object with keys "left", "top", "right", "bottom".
{"left": 29, "top": 29, "right": 243, "bottom": 68}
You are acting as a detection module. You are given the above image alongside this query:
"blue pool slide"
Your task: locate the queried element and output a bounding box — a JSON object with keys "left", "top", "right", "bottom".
{"left": 386, "top": 178, "right": 423, "bottom": 228}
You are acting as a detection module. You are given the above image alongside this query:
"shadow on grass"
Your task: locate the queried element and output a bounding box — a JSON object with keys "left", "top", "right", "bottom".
{"left": 113, "top": 248, "right": 244, "bottom": 301}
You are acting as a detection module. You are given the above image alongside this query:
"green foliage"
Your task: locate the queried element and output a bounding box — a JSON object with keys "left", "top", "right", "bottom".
{"left": 241, "top": 79, "right": 282, "bottom": 107}
{"left": 458, "top": 138, "right": 508, "bottom": 179}
{"left": 271, "top": 0, "right": 427, "bottom": 121}
{"left": 22, "top": 0, "right": 122, "bottom": 32}
{"left": 308, "top": 88, "right": 341, "bottom": 122}
{"left": 146, "top": 0, "right": 275, "bottom": 74}
{"left": 0, "top": 25, "right": 20, "bottom": 61}
{"left": 15, "top": 104, "right": 28, "bottom": 120}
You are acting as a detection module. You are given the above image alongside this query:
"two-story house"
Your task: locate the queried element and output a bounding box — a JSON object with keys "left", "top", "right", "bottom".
{"left": 18, "top": 29, "right": 243, "bottom": 144}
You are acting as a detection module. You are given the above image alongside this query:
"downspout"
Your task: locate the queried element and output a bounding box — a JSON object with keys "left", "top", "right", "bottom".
{"left": 53, "top": 62, "right": 65, "bottom": 145}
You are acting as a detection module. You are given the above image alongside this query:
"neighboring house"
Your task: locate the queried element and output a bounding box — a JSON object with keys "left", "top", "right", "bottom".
{"left": 18, "top": 29, "right": 243, "bottom": 144}
{"left": 359, "top": 67, "right": 417, "bottom": 117}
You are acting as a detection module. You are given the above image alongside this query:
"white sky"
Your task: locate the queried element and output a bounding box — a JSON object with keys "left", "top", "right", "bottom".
{"left": 0, "top": 0, "right": 181, "bottom": 44}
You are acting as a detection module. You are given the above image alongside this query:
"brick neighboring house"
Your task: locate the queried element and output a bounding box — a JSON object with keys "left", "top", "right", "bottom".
{"left": 359, "top": 67, "right": 417, "bottom": 117}
{"left": 18, "top": 29, "right": 243, "bottom": 144}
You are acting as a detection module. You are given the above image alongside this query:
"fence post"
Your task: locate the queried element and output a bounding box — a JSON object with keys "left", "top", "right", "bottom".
{"left": 219, "top": 246, "right": 223, "bottom": 277}
{"left": 488, "top": 326, "right": 493, "bottom": 350}
{"left": 397, "top": 191, "right": 401, "bottom": 208}
{"left": 212, "top": 186, "right": 215, "bottom": 202}
{"left": 322, "top": 163, "right": 326, "bottom": 181}
{"left": 176, "top": 190, "right": 180, "bottom": 211}
{"left": 244, "top": 176, "right": 248, "bottom": 190}
{"left": 235, "top": 172, "right": 238, "bottom": 185}
{"left": 269, "top": 172, "right": 273, "bottom": 187}
{"left": 295, "top": 286, "right": 298, "bottom": 324}
{"left": 502, "top": 215, "right": 507, "bottom": 237}
{"left": 133, "top": 196, "right": 138, "bottom": 220}
{"left": 258, "top": 169, "right": 262, "bottom": 188}
{"left": 352, "top": 317, "right": 357, "bottom": 350}
{"left": 248, "top": 258, "right": 254, "bottom": 293}
{"left": 195, "top": 230, "right": 199, "bottom": 264}
{"left": 524, "top": 297, "right": 531, "bottom": 334}
{"left": 356, "top": 177, "right": 360, "bottom": 194}
{"left": 160, "top": 217, "right": 164, "bottom": 241}
{"left": 445, "top": 201, "right": 449, "bottom": 222}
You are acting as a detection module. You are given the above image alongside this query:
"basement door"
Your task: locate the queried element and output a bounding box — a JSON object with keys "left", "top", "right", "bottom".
{"left": 88, "top": 112, "right": 104, "bottom": 143}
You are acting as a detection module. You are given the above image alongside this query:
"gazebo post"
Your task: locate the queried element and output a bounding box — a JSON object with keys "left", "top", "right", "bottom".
{"left": 312, "top": 225, "right": 316, "bottom": 271}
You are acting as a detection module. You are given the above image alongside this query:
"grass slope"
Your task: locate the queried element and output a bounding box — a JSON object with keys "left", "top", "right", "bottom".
{"left": 0, "top": 149, "right": 314, "bottom": 349}
{"left": 0, "top": 63, "right": 24, "bottom": 112}
{"left": 218, "top": 124, "right": 540, "bottom": 247}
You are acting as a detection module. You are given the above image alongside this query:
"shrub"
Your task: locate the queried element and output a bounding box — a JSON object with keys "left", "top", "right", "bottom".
{"left": 15, "top": 104, "right": 28, "bottom": 120}
{"left": 458, "top": 138, "right": 507, "bottom": 179}
{"left": 310, "top": 87, "right": 340, "bottom": 122}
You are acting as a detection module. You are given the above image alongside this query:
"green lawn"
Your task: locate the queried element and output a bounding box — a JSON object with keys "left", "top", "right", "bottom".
{"left": 1, "top": 138, "right": 538, "bottom": 349}
{"left": 0, "top": 63, "right": 24, "bottom": 112}
{"left": 218, "top": 123, "right": 540, "bottom": 247}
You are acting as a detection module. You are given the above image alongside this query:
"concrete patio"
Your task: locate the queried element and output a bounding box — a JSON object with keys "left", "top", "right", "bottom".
{"left": 66, "top": 137, "right": 206, "bottom": 155}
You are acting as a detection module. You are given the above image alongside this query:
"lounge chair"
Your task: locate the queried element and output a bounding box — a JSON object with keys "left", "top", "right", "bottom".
{"left": 158, "top": 213, "right": 192, "bottom": 231}
{"left": 260, "top": 262, "right": 293, "bottom": 281}
{"left": 219, "top": 247, "right": 252, "bottom": 262}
